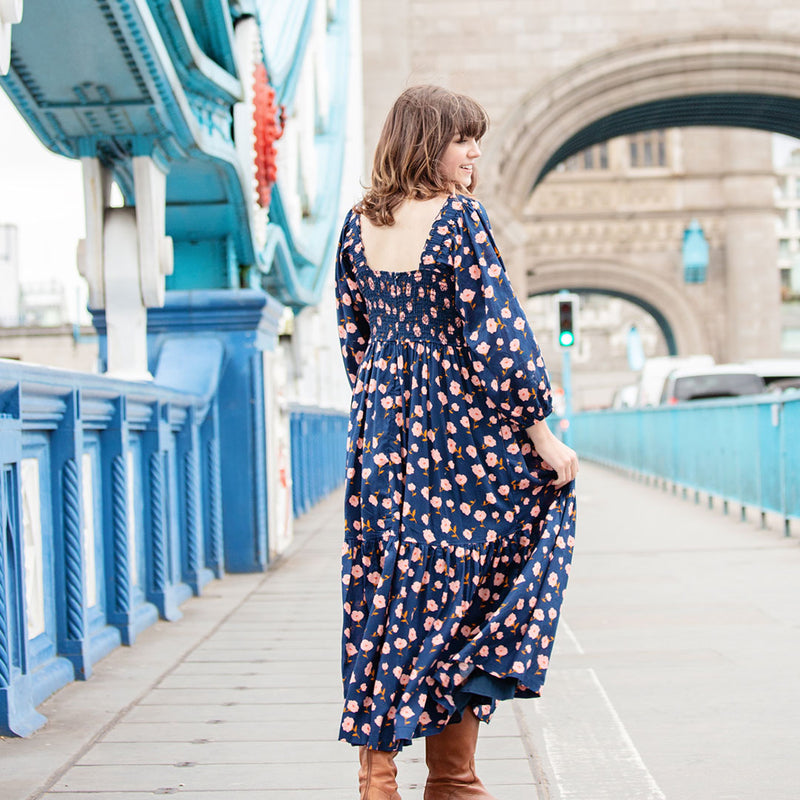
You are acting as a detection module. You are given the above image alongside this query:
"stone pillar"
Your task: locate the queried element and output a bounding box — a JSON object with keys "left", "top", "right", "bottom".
{"left": 721, "top": 131, "right": 782, "bottom": 360}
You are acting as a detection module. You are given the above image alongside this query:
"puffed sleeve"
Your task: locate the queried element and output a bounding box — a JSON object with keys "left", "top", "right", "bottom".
{"left": 453, "top": 197, "right": 552, "bottom": 428}
{"left": 335, "top": 211, "right": 371, "bottom": 391}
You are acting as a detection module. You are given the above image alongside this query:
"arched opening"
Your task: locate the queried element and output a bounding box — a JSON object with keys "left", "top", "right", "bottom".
{"left": 491, "top": 32, "right": 800, "bottom": 204}
{"left": 488, "top": 32, "right": 800, "bottom": 363}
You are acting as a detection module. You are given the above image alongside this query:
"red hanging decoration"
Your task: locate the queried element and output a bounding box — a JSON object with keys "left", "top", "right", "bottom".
{"left": 253, "top": 62, "right": 285, "bottom": 209}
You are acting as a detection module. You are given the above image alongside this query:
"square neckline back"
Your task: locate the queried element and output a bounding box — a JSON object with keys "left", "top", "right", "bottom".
{"left": 353, "top": 194, "right": 459, "bottom": 277}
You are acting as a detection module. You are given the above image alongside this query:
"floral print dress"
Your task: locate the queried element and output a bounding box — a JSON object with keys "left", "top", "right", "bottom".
{"left": 334, "top": 194, "right": 576, "bottom": 752}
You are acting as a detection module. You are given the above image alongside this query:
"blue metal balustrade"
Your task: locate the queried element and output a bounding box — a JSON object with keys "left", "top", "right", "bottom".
{"left": 571, "top": 395, "right": 800, "bottom": 534}
{"left": 290, "top": 405, "right": 349, "bottom": 517}
{"left": 0, "top": 358, "right": 347, "bottom": 736}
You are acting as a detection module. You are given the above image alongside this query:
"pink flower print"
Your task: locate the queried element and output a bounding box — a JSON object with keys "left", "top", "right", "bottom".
{"left": 468, "top": 407, "right": 484, "bottom": 421}
{"left": 460, "top": 502, "right": 472, "bottom": 515}
{"left": 431, "top": 496, "right": 443, "bottom": 509}
{"left": 474, "top": 510, "right": 487, "bottom": 523}
{"left": 434, "top": 558, "right": 447, "bottom": 573}
{"left": 422, "top": 254, "right": 435, "bottom": 265}
{"left": 471, "top": 464, "right": 486, "bottom": 478}
{"left": 373, "top": 452, "right": 389, "bottom": 467}
{"left": 485, "top": 452, "right": 498, "bottom": 467}
{"left": 455, "top": 474, "right": 467, "bottom": 486}
{"left": 389, "top": 452, "right": 402, "bottom": 465}
{"left": 495, "top": 645, "right": 508, "bottom": 657}
{"left": 509, "top": 338, "right": 520, "bottom": 352}
{"left": 499, "top": 425, "right": 513, "bottom": 440}
{"left": 449, "top": 380, "right": 462, "bottom": 395}
{"left": 466, "top": 444, "right": 478, "bottom": 458}
{"left": 547, "top": 572, "right": 559, "bottom": 587}
{"left": 512, "top": 661, "right": 525, "bottom": 674}
{"left": 479, "top": 645, "right": 489, "bottom": 657}
{"left": 351, "top": 610, "right": 364, "bottom": 623}
{"left": 341, "top": 717, "right": 355, "bottom": 732}
{"left": 345, "top": 643, "right": 357, "bottom": 657}
{"left": 499, "top": 357, "right": 513, "bottom": 370}
{"left": 533, "top": 608, "right": 545, "bottom": 621}
{"left": 497, "top": 484, "right": 510, "bottom": 496}
{"left": 431, "top": 449, "right": 442, "bottom": 463}
{"left": 548, "top": 608, "right": 557, "bottom": 620}
{"left": 469, "top": 264, "right": 481, "bottom": 280}
{"left": 485, "top": 318, "right": 498, "bottom": 334}
{"left": 459, "top": 288, "right": 476, "bottom": 304}
{"left": 484, "top": 285, "right": 494, "bottom": 299}
{"left": 475, "top": 341, "right": 490, "bottom": 356}
{"left": 399, "top": 706, "right": 415, "bottom": 720}
{"left": 483, "top": 435, "right": 496, "bottom": 447}
{"left": 419, "top": 711, "right": 433, "bottom": 726}
{"left": 418, "top": 457, "right": 430, "bottom": 470}
{"left": 487, "top": 263, "right": 501, "bottom": 278}
{"left": 537, "top": 655, "right": 549, "bottom": 669}
{"left": 423, "top": 530, "right": 435, "bottom": 544}
{"left": 351, "top": 564, "right": 364, "bottom": 578}
{"left": 394, "top": 637, "right": 408, "bottom": 650}
{"left": 440, "top": 518, "right": 452, "bottom": 533}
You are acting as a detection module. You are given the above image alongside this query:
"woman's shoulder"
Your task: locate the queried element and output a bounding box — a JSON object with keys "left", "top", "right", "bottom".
{"left": 447, "top": 193, "right": 491, "bottom": 228}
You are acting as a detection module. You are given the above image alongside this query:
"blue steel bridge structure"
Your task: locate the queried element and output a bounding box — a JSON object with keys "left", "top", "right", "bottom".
{"left": 0, "top": 0, "right": 350, "bottom": 736}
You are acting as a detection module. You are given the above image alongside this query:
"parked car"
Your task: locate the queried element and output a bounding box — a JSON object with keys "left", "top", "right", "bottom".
{"left": 636, "top": 355, "right": 714, "bottom": 406}
{"left": 740, "top": 358, "right": 800, "bottom": 389}
{"left": 659, "top": 365, "right": 766, "bottom": 404}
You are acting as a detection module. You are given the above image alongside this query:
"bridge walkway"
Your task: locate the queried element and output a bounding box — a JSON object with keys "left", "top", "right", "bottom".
{"left": 2, "top": 463, "right": 799, "bottom": 800}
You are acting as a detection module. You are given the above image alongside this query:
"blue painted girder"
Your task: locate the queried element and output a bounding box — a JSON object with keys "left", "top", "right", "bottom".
{"left": 0, "top": 0, "right": 351, "bottom": 309}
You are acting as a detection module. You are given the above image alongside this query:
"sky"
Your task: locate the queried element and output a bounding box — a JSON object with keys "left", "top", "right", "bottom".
{"left": 0, "top": 90, "right": 87, "bottom": 322}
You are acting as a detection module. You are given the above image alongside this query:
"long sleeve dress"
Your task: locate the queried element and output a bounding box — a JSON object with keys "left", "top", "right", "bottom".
{"left": 334, "top": 193, "right": 576, "bottom": 752}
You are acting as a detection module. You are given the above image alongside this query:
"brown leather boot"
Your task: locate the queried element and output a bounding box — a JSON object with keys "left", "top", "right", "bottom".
{"left": 423, "top": 709, "right": 498, "bottom": 800}
{"left": 358, "top": 745, "right": 402, "bottom": 800}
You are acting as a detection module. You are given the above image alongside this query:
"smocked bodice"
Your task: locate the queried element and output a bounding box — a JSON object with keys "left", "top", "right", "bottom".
{"left": 358, "top": 268, "right": 463, "bottom": 344}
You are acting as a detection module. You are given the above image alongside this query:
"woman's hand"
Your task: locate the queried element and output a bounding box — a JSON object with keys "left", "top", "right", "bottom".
{"left": 525, "top": 419, "right": 579, "bottom": 490}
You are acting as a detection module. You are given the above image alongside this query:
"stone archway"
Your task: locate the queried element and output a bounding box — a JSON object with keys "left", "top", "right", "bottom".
{"left": 485, "top": 31, "right": 800, "bottom": 361}
{"left": 489, "top": 32, "right": 800, "bottom": 203}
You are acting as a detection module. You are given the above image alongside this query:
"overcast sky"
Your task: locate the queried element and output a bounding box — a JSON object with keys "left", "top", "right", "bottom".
{"left": 0, "top": 91, "right": 86, "bottom": 320}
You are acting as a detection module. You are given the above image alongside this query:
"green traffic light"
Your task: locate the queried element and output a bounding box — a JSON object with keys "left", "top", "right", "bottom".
{"left": 559, "top": 330, "right": 574, "bottom": 347}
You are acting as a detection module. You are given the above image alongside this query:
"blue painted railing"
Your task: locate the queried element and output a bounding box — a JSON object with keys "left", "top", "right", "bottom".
{"left": 0, "top": 360, "right": 347, "bottom": 737}
{"left": 290, "top": 405, "right": 349, "bottom": 517}
{"left": 572, "top": 394, "right": 800, "bottom": 534}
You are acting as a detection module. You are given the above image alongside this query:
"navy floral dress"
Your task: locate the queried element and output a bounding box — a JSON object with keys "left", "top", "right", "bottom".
{"left": 334, "top": 194, "right": 576, "bottom": 752}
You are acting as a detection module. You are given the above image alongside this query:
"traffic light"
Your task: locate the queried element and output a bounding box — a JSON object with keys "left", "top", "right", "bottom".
{"left": 557, "top": 296, "right": 577, "bottom": 348}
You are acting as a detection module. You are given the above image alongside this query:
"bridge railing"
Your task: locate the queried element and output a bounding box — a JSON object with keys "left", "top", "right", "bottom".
{"left": 571, "top": 393, "right": 800, "bottom": 534}
{"left": 289, "top": 405, "right": 349, "bottom": 517}
{"left": 0, "top": 360, "right": 347, "bottom": 737}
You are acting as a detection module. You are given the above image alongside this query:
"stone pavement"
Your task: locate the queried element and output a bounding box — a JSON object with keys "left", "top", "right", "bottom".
{"left": 2, "top": 462, "right": 799, "bottom": 799}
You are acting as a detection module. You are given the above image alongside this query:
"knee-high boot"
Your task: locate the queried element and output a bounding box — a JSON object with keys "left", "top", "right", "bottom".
{"left": 423, "top": 709, "right": 497, "bottom": 800}
{"left": 358, "top": 746, "right": 402, "bottom": 800}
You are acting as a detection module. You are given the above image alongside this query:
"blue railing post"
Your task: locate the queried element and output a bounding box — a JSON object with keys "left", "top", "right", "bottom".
{"left": 50, "top": 389, "right": 92, "bottom": 681}
{"left": 101, "top": 398, "right": 136, "bottom": 646}
{"left": 0, "top": 407, "right": 47, "bottom": 736}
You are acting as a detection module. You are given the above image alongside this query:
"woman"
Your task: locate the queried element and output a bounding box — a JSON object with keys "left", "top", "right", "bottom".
{"left": 335, "top": 85, "right": 578, "bottom": 800}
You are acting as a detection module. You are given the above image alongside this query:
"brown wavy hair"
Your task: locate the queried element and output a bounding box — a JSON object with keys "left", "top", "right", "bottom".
{"left": 358, "top": 85, "right": 489, "bottom": 226}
